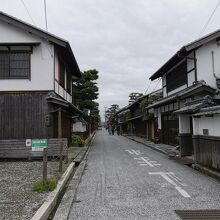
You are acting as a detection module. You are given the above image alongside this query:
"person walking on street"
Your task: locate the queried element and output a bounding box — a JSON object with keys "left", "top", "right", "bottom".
{"left": 111, "top": 124, "right": 115, "bottom": 135}
{"left": 117, "top": 125, "right": 120, "bottom": 135}
{"left": 108, "top": 124, "right": 112, "bottom": 135}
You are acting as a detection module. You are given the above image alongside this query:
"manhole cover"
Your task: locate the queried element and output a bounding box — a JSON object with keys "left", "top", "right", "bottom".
{"left": 175, "top": 210, "right": 220, "bottom": 220}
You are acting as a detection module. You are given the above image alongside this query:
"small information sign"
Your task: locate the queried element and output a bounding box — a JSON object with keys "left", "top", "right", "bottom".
{"left": 26, "top": 139, "right": 32, "bottom": 147}
{"left": 32, "top": 139, "right": 47, "bottom": 151}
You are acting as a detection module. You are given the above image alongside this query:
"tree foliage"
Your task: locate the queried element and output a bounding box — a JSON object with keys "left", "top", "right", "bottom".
{"left": 106, "top": 104, "right": 119, "bottom": 123}
{"left": 73, "top": 69, "right": 100, "bottom": 123}
{"left": 140, "top": 93, "right": 162, "bottom": 110}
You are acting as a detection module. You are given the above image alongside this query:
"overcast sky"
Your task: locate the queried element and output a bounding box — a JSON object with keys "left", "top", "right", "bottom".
{"left": 2, "top": 0, "right": 220, "bottom": 120}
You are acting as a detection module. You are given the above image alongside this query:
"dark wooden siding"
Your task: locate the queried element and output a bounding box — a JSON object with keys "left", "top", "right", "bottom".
{"left": 133, "top": 118, "right": 147, "bottom": 138}
{"left": 0, "top": 92, "right": 51, "bottom": 139}
{"left": 193, "top": 135, "right": 220, "bottom": 169}
{"left": 0, "top": 138, "right": 68, "bottom": 159}
{"left": 162, "top": 113, "right": 179, "bottom": 146}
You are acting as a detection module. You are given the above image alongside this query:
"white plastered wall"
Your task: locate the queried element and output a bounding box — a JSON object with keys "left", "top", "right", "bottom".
{"left": 193, "top": 115, "right": 220, "bottom": 136}
{"left": 0, "top": 20, "right": 54, "bottom": 91}
{"left": 162, "top": 75, "right": 167, "bottom": 97}
{"left": 179, "top": 114, "right": 191, "bottom": 133}
{"left": 167, "top": 84, "right": 187, "bottom": 96}
{"left": 72, "top": 122, "right": 86, "bottom": 132}
{"left": 196, "top": 40, "right": 220, "bottom": 89}
{"left": 154, "top": 108, "right": 162, "bottom": 129}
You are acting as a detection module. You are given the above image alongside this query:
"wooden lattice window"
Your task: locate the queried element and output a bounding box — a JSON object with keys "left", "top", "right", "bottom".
{"left": 166, "top": 61, "right": 187, "bottom": 93}
{"left": 0, "top": 51, "right": 30, "bottom": 79}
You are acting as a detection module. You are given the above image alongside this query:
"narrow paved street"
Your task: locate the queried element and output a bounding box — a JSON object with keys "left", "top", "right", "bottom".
{"left": 69, "top": 130, "right": 220, "bottom": 220}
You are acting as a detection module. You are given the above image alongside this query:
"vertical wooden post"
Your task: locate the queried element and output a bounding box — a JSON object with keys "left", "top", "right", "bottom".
{"left": 65, "top": 143, "right": 69, "bottom": 164}
{"left": 58, "top": 108, "right": 62, "bottom": 138}
{"left": 59, "top": 143, "right": 63, "bottom": 172}
{"left": 43, "top": 147, "right": 48, "bottom": 184}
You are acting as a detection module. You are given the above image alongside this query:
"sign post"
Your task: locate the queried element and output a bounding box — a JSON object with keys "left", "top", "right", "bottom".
{"left": 31, "top": 139, "right": 48, "bottom": 183}
{"left": 43, "top": 147, "right": 48, "bottom": 184}
{"left": 32, "top": 139, "right": 47, "bottom": 152}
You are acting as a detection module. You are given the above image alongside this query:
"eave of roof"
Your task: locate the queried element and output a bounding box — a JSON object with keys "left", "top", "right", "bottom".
{"left": 146, "top": 83, "right": 216, "bottom": 110}
{"left": 117, "top": 89, "right": 163, "bottom": 113}
{"left": 126, "top": 115, "right": 143, "bottom": 122}
{"left": 150, "top": 29, "right": 220, "bottom": 81}
{"left": 150, "top": 47, "right": 186, "bottom": 80}
{"left": 193, "top": 105, "right": 220, "bottom": 116}
{"left": 174, "top": 96, "right": 215, "bottom": 114}
{"left": 46, "top": 96, "right": 83, "bottom": 114}
{"left": 116, "top": 105, "right": 130, "bottom": 114}
{"left": 0, "top": 11, "right": 81, "bottom": 77}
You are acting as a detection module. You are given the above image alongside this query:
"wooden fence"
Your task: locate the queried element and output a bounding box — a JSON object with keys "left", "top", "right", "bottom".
{"left": 0, "top": 138, "right": 68, "bottom": 159}
{"left": 193, "top": 135, "right": 220, "bottom": 169}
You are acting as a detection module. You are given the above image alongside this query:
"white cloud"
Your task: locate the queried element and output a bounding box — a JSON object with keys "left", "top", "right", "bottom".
{"left": 2, "top": 0, "right": 220, "bottom": 120}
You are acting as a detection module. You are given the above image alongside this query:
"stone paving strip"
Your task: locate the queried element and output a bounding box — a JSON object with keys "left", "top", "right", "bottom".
{"left": 0, "top": 147, "right": 81, "bottom": 220}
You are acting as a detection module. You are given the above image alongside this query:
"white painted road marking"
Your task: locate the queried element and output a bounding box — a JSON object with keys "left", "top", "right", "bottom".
{"left": 134, "top": 157, "right": 161, "bottom": 167}
{"left": 149, "top": 172, "right": 190, "bottom": 198}
{"left": 125, "top": 149, "right": 143, "bottom": 156}
{"left": 167, "top": 172, "right": 187, "bottom": 187}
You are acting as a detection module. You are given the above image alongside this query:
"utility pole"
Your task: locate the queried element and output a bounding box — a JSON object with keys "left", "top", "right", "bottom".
{"left": 44, "top": 0, "right": 48, "bottom": 31}
{"left": 104, "top": 106, "right": 107, "bottom": 127}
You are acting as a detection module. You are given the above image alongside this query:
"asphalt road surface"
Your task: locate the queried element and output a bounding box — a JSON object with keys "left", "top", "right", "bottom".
{"left": 68, "top": 130, "right": 220, "bottom": 220}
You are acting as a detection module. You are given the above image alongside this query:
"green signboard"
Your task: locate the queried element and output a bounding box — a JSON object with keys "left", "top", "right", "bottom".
{"left": 32, "top": 139, "right": 47, "bottom": 151}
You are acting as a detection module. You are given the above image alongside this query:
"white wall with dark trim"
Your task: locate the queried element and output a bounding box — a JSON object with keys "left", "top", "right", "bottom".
{"left": 196, "top": 40, "right": 220, "bottom": 88}
{"left": 0, "top": 20, "right": 54, "bottom": 91}
{"left": 193, "top": 115, "right": 220, "bottom": 136}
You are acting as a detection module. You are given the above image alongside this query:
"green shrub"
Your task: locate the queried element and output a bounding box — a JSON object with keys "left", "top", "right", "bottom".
{"left": 71, "top": 134, "right": 85, "bottom": 147}
{"left": 33, "top": 177, "right": 57, "bottom": 192}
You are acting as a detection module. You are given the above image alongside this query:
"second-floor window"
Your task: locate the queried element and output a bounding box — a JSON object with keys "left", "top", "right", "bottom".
{"left": 0, "top": 51, "right": 30, "bottom": 79}
{"left": 166, "top": 60, "right": 187, "bottom": 93}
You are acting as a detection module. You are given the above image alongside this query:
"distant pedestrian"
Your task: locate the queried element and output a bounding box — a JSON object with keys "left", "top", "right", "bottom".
{"left": 112, "top": 125, "right": 115, "bottom": 135}
{"left": 108, "top": 124, "right": 112, "bottom": 135}
{"left": 117, "top": 125, "right": 120, "bottom": 135}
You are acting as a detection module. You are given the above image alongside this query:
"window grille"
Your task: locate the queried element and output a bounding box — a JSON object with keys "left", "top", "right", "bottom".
{"left": 166, "top": 61, "right": 187, "bottom": 93}
{"left": 0, "top": 51, "right": 30, "bottom": 79}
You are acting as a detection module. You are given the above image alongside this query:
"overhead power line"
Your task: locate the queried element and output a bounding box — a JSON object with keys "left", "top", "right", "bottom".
{"left": 144, "top": 80, "right": 152, "bottom": 94}
{"left": 20, "top": 0, "right": 36, "bottom": 25}
{"left": 199, "top": 0, "right": 220, "bottom": 36}
{"left": 152, "top": 78, "right": 161, "bottom": 92}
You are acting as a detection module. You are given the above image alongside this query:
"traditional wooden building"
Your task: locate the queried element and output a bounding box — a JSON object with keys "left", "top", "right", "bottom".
{"left": 0, "top": 12, "right": 82, "bottom": 142}
{"left": 173, "top": 96, "right": 220, "bottom": 169}
{"left": 192, "top": 104, "right": 220, "bottom": 169}
{"left": 116, "top": 89, "right": 162, "bottom": 139}
{"left": 148, "top": 29, "right": 220, "bottom": 154}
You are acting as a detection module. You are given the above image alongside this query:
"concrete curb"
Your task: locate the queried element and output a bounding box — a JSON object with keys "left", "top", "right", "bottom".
{"left": 192, "top": 164, "right": 220, "bottom": 181}
{"left": 53, "top": 134, "right": 94, "bottom": 220}
{"left": 53, "top": 161, "right": 86, "bottom": 220}
{"left": 127, "top": 136, "right": 220, "bottom": 181}
{"left": 31, "top": 162, "right": 75, "bottom": 220}
{"left": 31, "top": 132, "right": 96, "bottom": 220}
